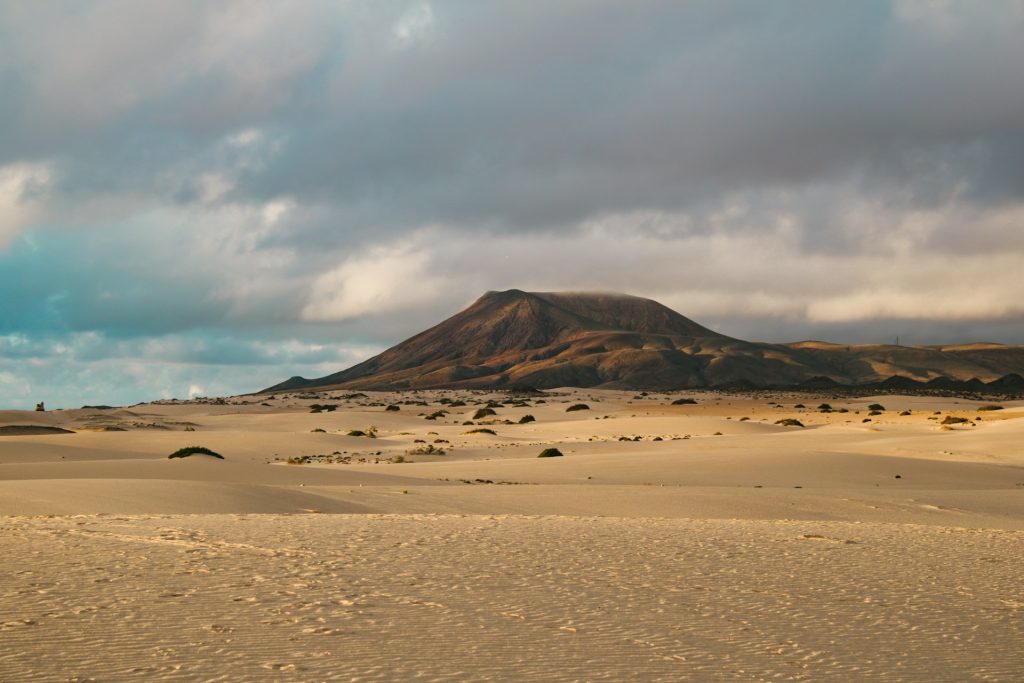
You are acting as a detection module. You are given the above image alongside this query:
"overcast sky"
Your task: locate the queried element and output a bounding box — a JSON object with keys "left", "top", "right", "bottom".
{"left": 2, "top": 1, "right": 1023, "bottom": 408}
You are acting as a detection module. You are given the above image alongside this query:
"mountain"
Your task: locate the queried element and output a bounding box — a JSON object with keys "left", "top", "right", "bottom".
{"left": 263, "top": 290, "right": 1024, "bottom": 392}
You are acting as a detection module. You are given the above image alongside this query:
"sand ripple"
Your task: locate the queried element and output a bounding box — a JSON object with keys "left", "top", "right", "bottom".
{"left": 1, "top": 514, "right": 1022, "bottom": 681}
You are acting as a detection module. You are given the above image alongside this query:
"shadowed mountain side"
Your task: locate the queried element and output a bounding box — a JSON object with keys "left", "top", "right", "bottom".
{"left": 264, "top": 290, "right": 1024, "bottom": 392}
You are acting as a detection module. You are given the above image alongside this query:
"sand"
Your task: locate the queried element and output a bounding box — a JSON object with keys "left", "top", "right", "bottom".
{"left": 2, "top": 389, "right": 1023, "bottom": 680}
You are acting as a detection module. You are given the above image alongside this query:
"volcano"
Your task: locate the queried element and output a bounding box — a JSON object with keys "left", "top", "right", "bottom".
{"left": 263, "top": 290, "right": 1024, "bottom": 392}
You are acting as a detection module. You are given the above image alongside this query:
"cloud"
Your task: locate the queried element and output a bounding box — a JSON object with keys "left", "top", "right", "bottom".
{"left": 0, "top": 162, "right": 52, "bottom": 247}
{"left": 302, "top": 234, "right": 449, "bottom": 322}
{"left": 1, "top": 2, "right": 1024, "bottom": 403}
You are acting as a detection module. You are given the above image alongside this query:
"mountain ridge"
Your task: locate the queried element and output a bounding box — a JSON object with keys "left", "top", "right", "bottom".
{"left": 263, "top": 290, "right": 1024, "bottom": 393}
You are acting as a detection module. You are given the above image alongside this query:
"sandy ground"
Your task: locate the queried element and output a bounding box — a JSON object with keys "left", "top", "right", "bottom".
{"left": 2, "top": 389, "right": 1023, "bottom": 680}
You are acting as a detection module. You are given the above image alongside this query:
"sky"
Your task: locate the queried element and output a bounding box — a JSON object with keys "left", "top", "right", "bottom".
{"left": 2, "top": 0, "right": 1024, "bottom": 408}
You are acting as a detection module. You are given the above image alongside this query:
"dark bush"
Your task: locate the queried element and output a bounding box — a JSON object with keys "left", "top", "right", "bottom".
{"left": 168, "top": 446, "right": 223, "bottom": 459}
{"left": 538, "top": 448, "right": 563, "bottom": 458}
{"left": 566, "top": 404, "right": 590, "bottom": 412}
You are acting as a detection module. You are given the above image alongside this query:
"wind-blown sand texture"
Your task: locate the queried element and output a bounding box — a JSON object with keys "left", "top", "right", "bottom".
{"left": 2, "top": 389, "right": 1023, "bottom": 680}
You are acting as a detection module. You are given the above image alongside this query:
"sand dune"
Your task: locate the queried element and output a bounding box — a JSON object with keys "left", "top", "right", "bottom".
{"left": 2, "top": 388, "right": 1023, "bottom": 679}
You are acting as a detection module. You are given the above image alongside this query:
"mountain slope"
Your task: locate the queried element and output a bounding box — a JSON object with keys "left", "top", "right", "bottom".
{"left": 263, "top": 290, "right": 1024, "bottom": 392}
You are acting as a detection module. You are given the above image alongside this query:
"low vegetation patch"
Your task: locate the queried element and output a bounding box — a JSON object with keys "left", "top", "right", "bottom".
{"left": 537, "top": 448, "right": 563, "bottom": 458}
{"left": 978, "top": 404, "right": 1004, "bottom": 411}
{"left": 775, "top": 418, "right": 805, "bottom": 427}
{"left": 518, "top": 414, "right": 536, "bottom": 424}
{"left": 464, "top": 428, "right": 497, "bottom": 435}
{"left": 472, "top": 408, "right": 496, "bottom": 419}
{"left": 565, "top": 403, "right": 590, "bottom": 412}
{"left": 941, "top": 416, "right": 970, "bottom": 425}
{"left": 407, "top": 444, "right": 446, "bottom": 456}
{"left": 868, "top": 403, "right": 886, "bottom": 411}
{"left": 168, "top": 446, "right": 224, "bottom": 460}
{"left": 671, "top": 398, "right": 697, "bottom": 405}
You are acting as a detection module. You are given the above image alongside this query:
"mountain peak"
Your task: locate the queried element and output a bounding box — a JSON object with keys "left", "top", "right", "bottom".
{"left": 262, "top": 290, "right": 1024, "bottom": 392}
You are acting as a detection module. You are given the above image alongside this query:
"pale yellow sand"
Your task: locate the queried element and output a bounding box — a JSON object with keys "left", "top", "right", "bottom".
{"left": 2, "top": 515, "right": 1021, "bottom": 681}
{"left": 2, "top": 390, "right": 1023, "bottom": 680}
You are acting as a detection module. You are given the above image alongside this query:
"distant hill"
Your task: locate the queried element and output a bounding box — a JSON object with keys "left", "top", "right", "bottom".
{"left": 262, "top": 290, "right": 1024, "bottom": 393}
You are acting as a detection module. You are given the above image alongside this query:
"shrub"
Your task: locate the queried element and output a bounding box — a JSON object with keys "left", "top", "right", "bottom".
{"left": 519, "top": 414, "right": 536, "bottom": 424}
{"left": 538, "top": 448, "right": 563, "bottom": 458}
{"left": 775, "top": 419, "right": 804, "bottom": 427}
{"left": 472, "top": 408, "right": 496, "bottom": 419}
{"left": 868, "top": 403, "right": 886, "bottom": 411}
{"left": 794, "top": 403, "right": 806, "bottom": 409}
{"left": 941, "top": 416, "right": 969, "bottom": 425}
{"left": 168, "top": 446, "right": 223, "bottom": 459}
{"left": 407, "top": 444, "right": 445, "bottom": 456}
{"left": 671, "top": 398, "right": 697, "bottom": 405}
{"left": 978, "top": 405, "right": 1004, "bottom": 411}
{"left": 385, "top": 404, "right": 401, "bottom": 412}
{"left": 311, "top": 428, "right": 326, "bottom": 433}
{"left": 464, "top": 428, "right": 497, "bottom": 435}
{"left": 818, "top": 403, "right": 833, "bottom": 412}
{"left": 566, "top": 404, "right": 590, "bottom": 412}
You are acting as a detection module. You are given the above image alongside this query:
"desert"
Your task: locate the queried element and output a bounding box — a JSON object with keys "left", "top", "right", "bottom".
{"left": 2, "top": 388, "right": 1023, "bottom": 680}
{"left": 5, "top": 3, "right": 1024, "bottom": 681}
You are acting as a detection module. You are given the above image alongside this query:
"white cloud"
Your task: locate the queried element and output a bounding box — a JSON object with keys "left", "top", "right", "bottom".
{"left": 302, "top": 236, "right": 448, "bottom": 322}
{"left": 392, "top": 3, "right": 436, "bottom": 48}
{"left": 0, "top": 162, "right": 52, "bottom": 248}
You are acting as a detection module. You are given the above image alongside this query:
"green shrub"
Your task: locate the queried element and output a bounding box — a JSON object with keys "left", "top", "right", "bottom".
{"left": 168, "top": 446, "right": 223, "bottom": 460}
